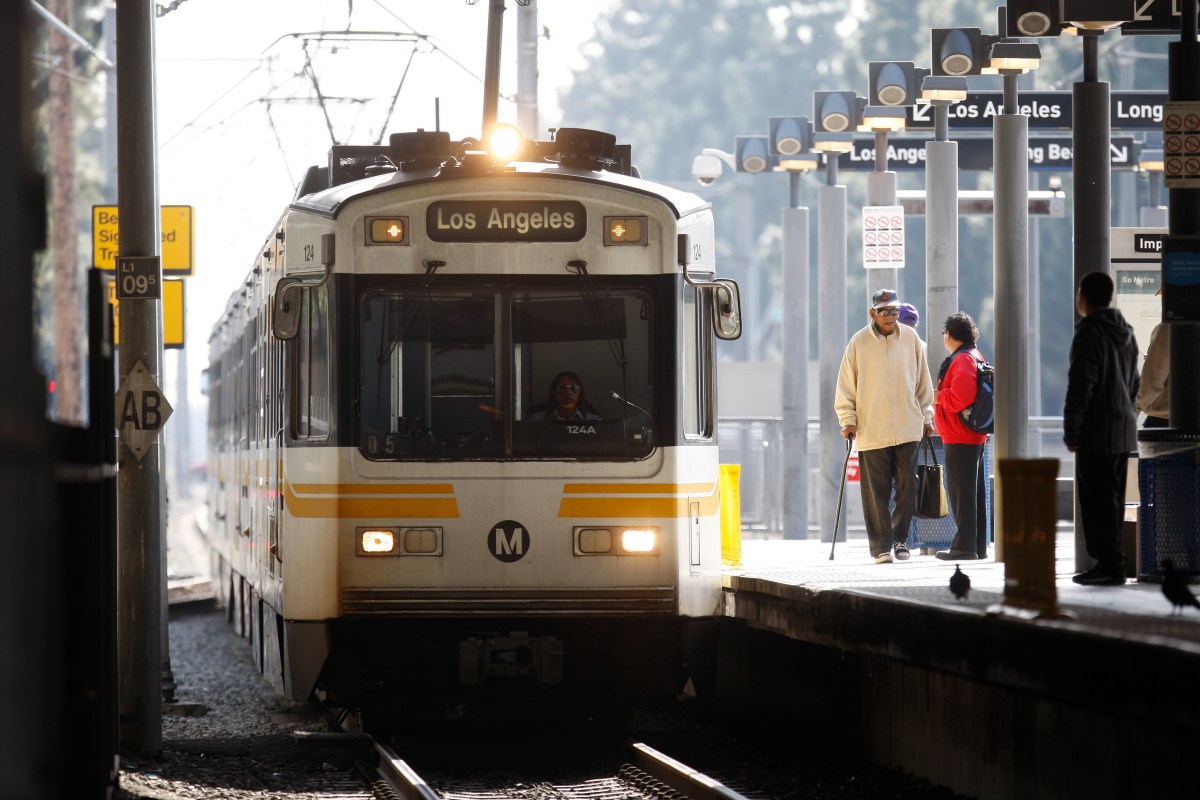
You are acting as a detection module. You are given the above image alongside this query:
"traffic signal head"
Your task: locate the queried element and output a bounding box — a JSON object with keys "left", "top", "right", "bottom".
{"left": 932, "top": 28, "right": 986, "bottom": 76}
{"left": 869, "top": 61, "right": 918, "bottom": 107}
{"left": 735, "top": 136, "right": 771, "bottom": 173}
{"left": 1006, "top": 1, "right": 1063, "bottom": 37}
{"left": 813, "top": 91, "right": 858, "bottom": 133}
{"left": 769, "top": 117, "right": 813, "bottom": 156}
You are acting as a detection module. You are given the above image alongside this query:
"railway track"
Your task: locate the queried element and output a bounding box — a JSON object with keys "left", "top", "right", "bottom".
{"left": 369, "top": 735, "right": 754, "bottom": 800}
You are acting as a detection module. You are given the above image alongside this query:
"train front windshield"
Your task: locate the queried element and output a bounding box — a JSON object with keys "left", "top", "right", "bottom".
{"left": 359, "top": 285, "right": 657, "bottom": 460}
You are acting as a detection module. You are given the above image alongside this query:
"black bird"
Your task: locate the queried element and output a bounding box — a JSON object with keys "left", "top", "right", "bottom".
{"left": 1162, "top": 559, "right": 1200, "bottom": 616}
{"left": 949, "top": 564, "right": 970, "bottom": 601}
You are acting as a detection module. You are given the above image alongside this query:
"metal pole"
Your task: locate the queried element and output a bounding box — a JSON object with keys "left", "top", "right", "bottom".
{"left": 1167, "top": 2, "right": 1200, "bottom": 430}
{"left": 116, "top": 0, "right": 164, "bottom": 755}
{"left": 926, "top": 104, "right": 958, "bottom": 340}
{"left": 0, "top": 2, "right": 61, "bottom": 795}
{"left": 1072, "top": 32, "right": 1112, "bottom": 570}
{"left": 818, "top": 169, "right": 848, "bottom": 543}
{"left": 481, "top": 0, "right": 505, "bottom": 133}
{"left": 867, "top": 134, "right": 899, "bottom": 296}
{"left": 783, "top": 184, "right": 809, "bottom": 539}
{"left": 516, "top": 0, "right": 539, "bottom": 136}
{"left": 993, "top": 75, "right": 1031, "bottom": 562}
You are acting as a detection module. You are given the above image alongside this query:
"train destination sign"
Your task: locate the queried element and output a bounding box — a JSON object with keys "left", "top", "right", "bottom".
{"left": 426, "top": 200, "right": 586, "bottom": 243}
{"left": 905, "top": 91, "right": 1166, "bottom": 131}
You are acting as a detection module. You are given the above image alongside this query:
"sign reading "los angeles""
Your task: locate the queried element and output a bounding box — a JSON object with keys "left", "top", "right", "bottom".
{"left": 426, "top": 201, "right": 586, "bottom": 243}
{"left": 906, "top": 91, "right": 1166, "bottom": 132}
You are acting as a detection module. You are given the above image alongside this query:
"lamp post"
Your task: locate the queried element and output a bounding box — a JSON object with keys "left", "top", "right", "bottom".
{"left": 925, "top": 24, "right": 989, "bottom": 342}
{"left": 692, "top": 131, "right": 819, "bottom": 539}
{"left": 1138, "top": 147, "right": 1168, "bottom": 229}
{"left": 987, "top": 36, "right": 1040, "bottom": 560}
{"left": 771, "top": 120, "right": 820, "bottom": 539}
{"left": 919, "top": 73, "right": 969, "bottom": 343}
{"left": 813, "top": 90, "right": 857, "bottom": 543}
{"left": 863, "top": 61, "right": 919, "bottom": 297}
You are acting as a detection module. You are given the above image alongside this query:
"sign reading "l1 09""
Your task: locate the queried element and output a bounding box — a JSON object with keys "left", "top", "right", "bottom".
{"left": 905, "top": 91, "right": 1166, "bottom": 131}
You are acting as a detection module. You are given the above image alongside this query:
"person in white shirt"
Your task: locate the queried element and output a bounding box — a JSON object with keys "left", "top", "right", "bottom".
{"left": 835, "top": 289, "right": 935, "bottom": 563}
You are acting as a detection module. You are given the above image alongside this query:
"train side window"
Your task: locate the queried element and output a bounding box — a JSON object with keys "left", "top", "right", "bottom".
{"left": 682, "top": 284, "right": 713, "bottom": 439}
{"left": 294, "top": 286, "right": 331, "bottom": 440}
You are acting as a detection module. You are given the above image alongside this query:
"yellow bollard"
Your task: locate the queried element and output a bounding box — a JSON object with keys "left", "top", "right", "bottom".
{"left": 719, "top": 464, "right": 742, "bottom": 568}
{"left": 992, "top": 458, "right": 1074, "bottom": 619}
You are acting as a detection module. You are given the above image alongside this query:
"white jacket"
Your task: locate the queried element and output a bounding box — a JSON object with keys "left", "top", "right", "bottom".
{"left": 835, "top": 322, "right": 935, "bottom": 451}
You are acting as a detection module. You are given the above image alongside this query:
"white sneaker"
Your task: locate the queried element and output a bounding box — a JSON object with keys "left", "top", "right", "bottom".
{"left": 874, "top": 551, "right": 894, "bottom": 564}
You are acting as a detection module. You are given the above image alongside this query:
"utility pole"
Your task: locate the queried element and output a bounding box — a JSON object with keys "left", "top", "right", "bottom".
{"left": 116, "top": 0, "right": 166, "bottom": 755}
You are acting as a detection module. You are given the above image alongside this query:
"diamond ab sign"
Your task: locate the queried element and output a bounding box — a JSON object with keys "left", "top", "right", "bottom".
{"left": 115, "top": 359, "right": 173, "bottom": 461}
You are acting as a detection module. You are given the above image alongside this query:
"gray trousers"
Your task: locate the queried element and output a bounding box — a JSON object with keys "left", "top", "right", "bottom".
{"left": 857, "top": 440, "right": 920, "bottom": 556}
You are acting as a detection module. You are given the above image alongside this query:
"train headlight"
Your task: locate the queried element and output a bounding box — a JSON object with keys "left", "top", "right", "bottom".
{"left": 620, "top": 528, "right": 658, "bottom": 554}
{"left": 359, "top": 528, "right": 397, "bottom": 554}
{"left": 355, "top": 526, "right": 443, "bottom": 556}
{"left": 486, "top": 123, "right": 526, "bottom": 163}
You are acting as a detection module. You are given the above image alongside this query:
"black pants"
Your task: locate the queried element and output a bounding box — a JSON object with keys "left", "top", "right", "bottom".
{"left": 944, "top": 442, "right": 988, "bottom": 557}
{"left": 858, "top": 441, "right": 919, "bottom": 557}
{"left": 1075, "top": 452, "right": 1129, "bottom": 576}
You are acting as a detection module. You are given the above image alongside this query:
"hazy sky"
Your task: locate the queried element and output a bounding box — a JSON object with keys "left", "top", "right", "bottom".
{"left": 153, "top": 0, "right": 608, "bottom": 381}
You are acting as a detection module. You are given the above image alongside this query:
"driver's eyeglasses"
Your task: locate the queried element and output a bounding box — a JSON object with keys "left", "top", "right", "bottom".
{"left": 876, "top": 308, "right": 900, "bottom": 317}
{"left": 556, "top": 384, "right": 581, "bottom": 394}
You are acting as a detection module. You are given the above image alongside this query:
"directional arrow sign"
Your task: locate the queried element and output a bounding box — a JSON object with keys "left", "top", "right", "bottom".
{"left": 1122, "top": 0, "right": 1184, "bottom": 34}
{"left": 904, "top": 91, "right": 1165, "bottom": 131}
{"left": 115, "top": 359, "right": 173, "bottom": 461}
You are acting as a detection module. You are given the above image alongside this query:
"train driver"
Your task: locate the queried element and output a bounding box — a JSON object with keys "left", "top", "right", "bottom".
{"left": 529, "top": 371, "right": 601, "bottom": 422}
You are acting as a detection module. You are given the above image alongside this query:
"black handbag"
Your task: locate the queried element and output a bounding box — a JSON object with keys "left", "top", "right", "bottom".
{"left": 915, "top": 436, "right": 949, "bottom": 519}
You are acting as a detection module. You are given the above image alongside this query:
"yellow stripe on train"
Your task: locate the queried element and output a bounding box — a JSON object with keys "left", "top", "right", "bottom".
{"left": 558, "top": 482, "right": 719, "bottom": 518}
{"left": 284, "top": 482, "right": 460, "bottom": 519}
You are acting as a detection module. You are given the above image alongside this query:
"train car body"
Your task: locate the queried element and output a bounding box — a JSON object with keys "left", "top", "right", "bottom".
{"left": 206, "top": 127, "right": 741, "bottom": 720}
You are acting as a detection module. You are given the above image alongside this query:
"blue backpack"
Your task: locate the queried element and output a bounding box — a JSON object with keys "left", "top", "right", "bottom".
{"left": 958, "top": 351, "right": 995, "bottom": 434}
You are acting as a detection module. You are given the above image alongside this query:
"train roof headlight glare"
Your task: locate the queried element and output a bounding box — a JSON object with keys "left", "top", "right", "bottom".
{"left": 486, "top": 123, "right": 526, "bottom": 162}
{"left": 621, "top": 528, "right": 657, "bottom": 554}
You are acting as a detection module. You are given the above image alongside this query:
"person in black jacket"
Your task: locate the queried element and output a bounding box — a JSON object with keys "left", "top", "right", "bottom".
{"left": 1063, "top": 272, "right": 1140, "bottom": 586}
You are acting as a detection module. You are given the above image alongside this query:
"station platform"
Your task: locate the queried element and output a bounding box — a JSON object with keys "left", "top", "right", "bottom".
{"left": 721, "top": 533, "right": 1200, "bottom": 799}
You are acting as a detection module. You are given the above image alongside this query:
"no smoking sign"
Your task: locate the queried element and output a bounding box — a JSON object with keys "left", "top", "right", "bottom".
{"left": 1163, "top": 101, "right": 1200, "bottom": 188}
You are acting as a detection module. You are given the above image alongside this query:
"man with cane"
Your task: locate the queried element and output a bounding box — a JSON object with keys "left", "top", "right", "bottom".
{"left": 834, "top": 289, "right": 935, "bottom": 563}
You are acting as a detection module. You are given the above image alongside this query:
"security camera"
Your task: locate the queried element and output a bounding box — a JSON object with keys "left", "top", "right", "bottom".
{"left": 691, "top": 154, "right": 722, "bottom": 187}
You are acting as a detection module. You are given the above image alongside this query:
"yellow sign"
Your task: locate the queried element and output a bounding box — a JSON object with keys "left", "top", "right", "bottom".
{"left": 107, "top": 278, "right": 185, "bottom": 348}
{"left": 92, "top": 205, "right": 195, "bottom": 276}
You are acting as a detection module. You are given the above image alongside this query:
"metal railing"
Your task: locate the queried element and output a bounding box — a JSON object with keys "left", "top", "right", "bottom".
{"left": 718, "top": 416, "right": 1073, "bottom": 537}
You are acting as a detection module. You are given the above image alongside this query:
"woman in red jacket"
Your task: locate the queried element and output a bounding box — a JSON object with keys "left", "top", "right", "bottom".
{"left": 934, "top": 313, "right": 990, "bottom": 561}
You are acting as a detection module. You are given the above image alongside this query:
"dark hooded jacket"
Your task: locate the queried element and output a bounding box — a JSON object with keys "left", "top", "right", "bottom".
{"left": 1063, "top": 307, "right": 1140, "bottom": 454}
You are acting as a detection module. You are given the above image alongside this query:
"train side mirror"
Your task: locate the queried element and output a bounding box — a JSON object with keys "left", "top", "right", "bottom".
{"left": 271, "top": 277, "right": 304, "bottom": 340}
{"left": 711, "top": 279, "right": 742, "bottom": 340}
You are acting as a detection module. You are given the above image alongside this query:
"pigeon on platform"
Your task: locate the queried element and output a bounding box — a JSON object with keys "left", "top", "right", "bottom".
{"left": 1162, "top": 559, "right": 1200, "bottom": 616}
{"left": 949, "top": 564, "right": 970, "bottom": 601}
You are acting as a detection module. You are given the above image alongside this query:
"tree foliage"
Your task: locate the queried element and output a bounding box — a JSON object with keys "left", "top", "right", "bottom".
{"left": 557, "top": 0, "right": 1167, "bottom": 414}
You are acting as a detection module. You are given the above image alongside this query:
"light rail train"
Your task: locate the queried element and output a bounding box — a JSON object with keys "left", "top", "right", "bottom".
{"left": 205, "top": 124, "right": 742, "bottom": 722}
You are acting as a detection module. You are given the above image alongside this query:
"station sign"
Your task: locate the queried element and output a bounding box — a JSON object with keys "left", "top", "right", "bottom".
{"left": 115, "top": 358, "right": 173, "bottom": 462}
{"left": 862, "top": 206, "right": 905, "bottom": 269}
{"left": 1112, "top": 227, "right": 1167, "bottom": 351}
{"left": 1162, "top": 101, "right": 1200, "bottom": 188}
{"left": 92, "top": 205, "right": 195, "bottom": 275}
{"left": 1121, "top": 0, "right": 1187, "bottom": 35}
{"left": 106, "top": 277, "right": 185, "bottom": 349}
{"left": 838, "top": 136, "right": 1137, "bottom": 172}
{"left": 905, "top": 91, "right": 1166, "bottom": 131}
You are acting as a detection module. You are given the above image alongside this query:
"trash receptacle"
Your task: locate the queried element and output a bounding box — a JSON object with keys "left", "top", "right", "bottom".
{"left": 997, "top": 458, "right": 1063, "bottom": 617}
{"left": 719, "top": 464, "right": 742, "bottom": 567}
{"left": 1137, "top": 429, "right": 1200, "bottom": 580}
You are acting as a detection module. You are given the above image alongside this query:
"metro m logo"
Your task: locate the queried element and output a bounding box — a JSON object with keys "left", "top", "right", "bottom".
{"left": 488, "top": 520, "right": 531, "bottom": 563}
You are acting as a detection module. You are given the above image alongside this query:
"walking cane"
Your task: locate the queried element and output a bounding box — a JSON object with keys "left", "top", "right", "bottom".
{"left": 828, "top": 436, "right": 854, "bottom": 560}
